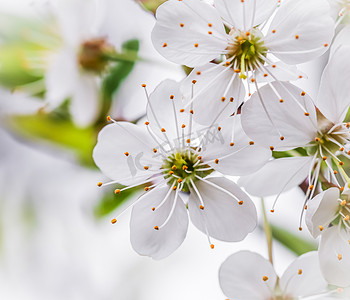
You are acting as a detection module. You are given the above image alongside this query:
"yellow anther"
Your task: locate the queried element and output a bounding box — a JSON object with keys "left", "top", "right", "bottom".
{"left": 270, "top": 209, "right": 275, "bottom": 213}
{"left": 218, "top": 127, "right": 222, "bottom": 131}
{"left": 192, "top": 80, "right": 197, "bottom": 84}
{"left": 180, "top": 109, "right": 185, "bottom": 113}
{"left": 304, "top": 112, "right": 310, "bottom": 116}
{"left": 124, "top": 152, "right": 129, "bottom": 156}
{"left": 270, "top": 146, "right": 274, "bottom": 151}
{"left": 338, "top": 254, "right": 343, "bottom": 261}
{"left": 177, "top": 178, "right": 183, "bottom": 183}
{"left": 114, "top": 189, "right": 121, "bottom": 194}
{"left": 154, "top": 226, "right": 159, "bottom": 230}
{"left": 172, "top": 165, "right": 177, "bottom": 170}
{"left": 173, "top": 186, "right": 177, "bottom": 190}
{"left": 145, "top": 121, "right": 149, "bottom": 125}
{"left": 298, "top": 269, "right": 302, "bottom": 275}
{"left": 190, "top": 109, "right": 194, "bottom": 114}
{"left": 152, "top": 207, "right": 155, "bottom": 211}
{"left": 183, "top": 165, "right": 188, "bottom": 170}
{"left": 111, "top": 219, "right": 117, "bottom": 224}
{"left": 309, "top": 185, "right": 314, "bottom": 190}
{"left": 97, "top": 182, "right": 103, "bottom": 187}
{"left": 339, "top": 161, "right": 344, "bottom": 166}
{"left": 215, "top": 159, "right": 219, "bottom": 164}
{"left": 322, "top": 156, "right": 327, "bottom": 160}
{"left": 163, "top": 43, "right": 167, "bottom": 47}
{"left": 319, "top": 225, "right": 324, "bottom": 231}
{"left": 238, "top": 201, "right": 243, "bottom": 205}
{"left": 299, "top": 227, "right": 303, "bottom": 231}
{"left": 199, "top": 205, "right": 204, "bottom": 210}
{"left": 169, "top": 171, "right": 174, "bottom": 175}
{"left": 106, "top": 116, "right": 111, "bottom": 121}
{"left": 230, "top": 142, "right": 235, "bottom": 147}
{"left": 341, "top": 200, "right": 347, "bottom": 206}
{"left": 170, "top": 95, "right": 174, "bottom": 99}
{"left": 295, "top": 34, "right": 300, "bottom": 39}
{"left": 280, "top": 99, "right": 284, "bottom": 103}
{"left": 182, "top": 124, "right": 186, "bottom": 128}
{"left": 344, "top": 215, "right": 349, "bottom": 221}
{"left": 141, "top": 84, "right": 146, "bottom": 87}
{"left": 301, "top": 92, "right": 306, "bottom": 96}
{"left": 144, "top": 166, "right": 149, "bottom": 170}
{"left": 221, "top": 97, "right": 226, "bottom": 102}
{"left": 194, "top": 43, "right": 199, "bottom": 47}
{"left": 249, "top": 141, "right": 254, "bottom": 145}
{"left": 153, "top": 148, "right": 157, "bottom": 153}
{"left": 263, "top": 276, "right": 269, "bottom": 281}
{"left": 280, "top": 136, "right": 285, "bottom": 141}
{"left": 161, "top": 128, "right": 166, "bottom": 132}
{"left": 186, "top": 139, "right": 191, "bottom": 143}
{"left": 210, "top": 244, "right": 214, "bottom": 249}
{"left": 180, "top": 23, "right": 184, "bottom": 27}
{"left": 196, "top": 71, "right": 201, "bottom": 75}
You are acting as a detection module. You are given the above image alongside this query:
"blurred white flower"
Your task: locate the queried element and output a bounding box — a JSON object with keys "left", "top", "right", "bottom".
{"left": 306, "top": 187, "right": 350, "bottom": 287}
{"left": 218, "top": 250, "right": 343, "bottom": 300}
{"left": 93, "top": 80, "right": 271, "bottom": 259}
{"left": 328, "top": 0, "right": 350, "bottom": 25}
{"left": 151, "top": 0, "right": 334, "bottom": 125}
{"left": 239, "top": 46, "right": 350, "bottom": 215}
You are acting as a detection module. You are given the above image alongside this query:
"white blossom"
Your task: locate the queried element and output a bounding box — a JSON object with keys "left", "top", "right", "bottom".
{"left": 93, "top": 80, "right": 271, "bottom": 259}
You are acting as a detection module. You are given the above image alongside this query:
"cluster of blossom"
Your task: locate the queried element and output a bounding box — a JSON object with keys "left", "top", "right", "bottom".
{"left": 90, "top": 0, "right": 350, "bottom": 298}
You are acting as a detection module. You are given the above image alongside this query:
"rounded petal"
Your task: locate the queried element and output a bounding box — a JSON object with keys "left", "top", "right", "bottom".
{"left": 93, "top": 122, "right": 161, "bottom": 185}
{"left": 214, "top": 0, "right": 277, "bottom": 30}
{"left": 306, "top": 188, "right": 340, "bottom": 239}
{"left": 70, "top": 74, "right": 99, "bottom": 127}
{"left": 146, "top": 79, "right": 188, "bottom": 144}
{"left": 319, "top": 226, "right": 350, "bottom": 287}
{"left": 238, "top": 156, "right": 313, "bottom": 197}
{"left": 265, "top": 0, "right": 334, "bottom": 64}
{"left": 316, "top": 46, "right": 350, "bottom": 124}
{"left": 188, "top": 177, "right": 257, "bottom": 242}
{"left": 280, "top": 251, "right": 328, "bottom": 298}
{"left": 241, "top": 82, "right": 317, "bottom": 151}
{"left": 181, "top": 63, "right": 245, "bottom": 126}
{"left": 130, "top": 185, "right": 189, "bottom": 260}
{"left": 201, "top": 116, "right": 271, "bottom": 176}
{"left": 152, "top": 0, "right": 228, "bottom": 67}
{"left": 219, "top": 251, "right": 276, "bottom": 300}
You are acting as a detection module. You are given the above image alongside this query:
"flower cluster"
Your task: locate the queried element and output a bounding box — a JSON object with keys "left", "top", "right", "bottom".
{"left": 90, "top": 0, "right": 350, "bottom": 297}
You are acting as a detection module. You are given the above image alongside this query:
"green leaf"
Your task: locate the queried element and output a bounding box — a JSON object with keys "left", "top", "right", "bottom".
{"left": 94, "top": 186, "right": 141, "bottom": 218}
{"left": 271, "top": 225, "right": 317, "bottom": 255}
{"left": 98, "top": 39, "right": 140, "bottom": 123}
{"left": 10, "top": 114, "right": 97, "bottom": 167}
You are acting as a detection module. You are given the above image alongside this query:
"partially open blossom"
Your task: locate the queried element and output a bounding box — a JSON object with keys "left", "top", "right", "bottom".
{"left": 218, "top": 250, "right": 344, "bottom": 300}
{"left": 239, "top": 46, "right": 350, "bottom": 218}
{"left": 152, "top": 0, "right": 334, "bottom": 125}
{"left": 306, "top": 187, "right": 350, "bottom": 287}
{"left": 93, "top": 80, "right": 270, "bottom": 259}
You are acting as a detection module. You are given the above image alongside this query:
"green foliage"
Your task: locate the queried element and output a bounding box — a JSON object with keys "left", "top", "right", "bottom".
{"left": 94, "top": 186, "right": 141, "bottom": 218}
{"left": 11, "top": 114, "right": 97, "bottom": 167}
{"left": 271, "top": 225, "right": 317, "bottom": 256}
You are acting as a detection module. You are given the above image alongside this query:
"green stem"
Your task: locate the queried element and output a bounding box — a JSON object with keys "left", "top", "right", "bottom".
{"left": 240, "top": 52, "right": 247, "bottom": 79}
{"left": 337, "top": 162, "right": 350, "bottom": 186}
{"left": 261, "top": 198, "right": 274, "bottom": 265}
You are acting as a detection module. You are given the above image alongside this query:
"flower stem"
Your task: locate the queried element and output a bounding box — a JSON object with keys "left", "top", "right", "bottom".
{"left": 261, "top": 198, "right": 274, "bottom": 265}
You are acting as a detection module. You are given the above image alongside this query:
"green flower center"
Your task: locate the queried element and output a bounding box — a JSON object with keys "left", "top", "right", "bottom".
{"left": 162, "top": 150, "right": 213, "bottom": 192}
{"left": 226, "top": 28, "right": 267, "bottom": 79}
{"left": 78, "top": 38, "right": 115, "bottom": 73}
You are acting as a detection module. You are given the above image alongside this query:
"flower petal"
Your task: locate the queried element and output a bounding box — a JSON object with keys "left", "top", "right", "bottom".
{"left": 316, "top": 46, "right": 350, "bottom": 124}
{"left": 147, "top": 79, "right": 188, "bottom": 144}
{"left": 93, "top": 122, "right": 161, "bottom": 185}
{"left": 45, "top": 47, "right": 79, "bottom": 109}
{"left": 306, "top": 188, "right": 340, "bottom": 239}
{"left": 219, "top": 250, "right": 276, "bottom": 300}
{"left": 253, "top": 61, "right": 306, "bottom": 83}
{"left": 70, "top": 74, "right": 99, "bottom": 127}
{"left": 214, "top": 0, "right": 277, "bottom": 30}
{"left": 330, "top": 25, "right": 350, "bottom": 58}
{"left": 238, "top": 156, "right": 313, "bottom": 197}
{"left": 201, "top": 116, "right": 271, "bottom": 176}
{"left": 188, "top": 177, "right": 257, "bottom": 242}
{"left": 265, "top": 0, "right": 334, "bottom": 64}
{"left": 280, "top": 251, "right": 328, "bottom": 298}
{"left": 181, "top": 63, "right": 245, "bottom": 126}
{"left": 130, "top": 184, "right": 189, "bottom": 260}
{"left": 241, "top": 82, "right": 317, "bottom": 151}
{"left": 151, "top": 0, "right": 228, "bottom": 67}
{"left": 319, "top": 226, "right": 350, "bottom": 287}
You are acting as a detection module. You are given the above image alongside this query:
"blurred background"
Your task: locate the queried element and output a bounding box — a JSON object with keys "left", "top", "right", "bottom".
{"left": 0, "top": 0, "right": 320, "bottom": 299}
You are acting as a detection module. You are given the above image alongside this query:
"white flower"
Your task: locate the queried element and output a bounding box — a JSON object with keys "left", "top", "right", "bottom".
{"left": 151, "top": 0, "right": 334, "bottom": 125}
{"left": 218, "top": 250, "right": 341, "bottom": 300}
{"left": 239, "top": 45, "right": 350, "bottom": 216}
{"left": 328, "top": 0, "right": 350, "bottom": 25}
{"left": 306, "top": 187, "right": 350, "bottom": 287}
{"left": 93, "top": 80, "right": 271, "bottom": 259}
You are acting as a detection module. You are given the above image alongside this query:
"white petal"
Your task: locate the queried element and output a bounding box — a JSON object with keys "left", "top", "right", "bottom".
{"left": 241, "top": 82, "right": 317, "bottom": 151}
{"left": 316, "top": 46, "right": 350, "bottom": 124}
{"left": 70, "top": 74, "right": 99, "bottom": 127}
{"left": 92, "top": 123, "right": 161, "bottom": 185}
{"left": 146, "top": 79, "right": 188, "bottom": 144}
{"left": 181, "top": 63, "right": 245, "bottom": 126}
{"left": 319, "top": 226, "right": 350, "bottom": 287}
{"left": 306, "top": 188, "right": 340, "bottom": 239}
{"left": 238, "top": 156, "right": 313, "bottom": 197}
{"left": 201, "top": 116, "right": 271, "bottom": 176}
{"left": 330, "top": 25, "right": 350, "bottom": 58}
{"left": 45, "top": 47, "right": 79, "bottom": 109}
{"left": 280, "top": 251, "right": 328, "bottom": 298}
{"left": 130, "top": 185, "right": 189, "bottom": 260}
{"left": 188, "top": 177, "right": 257, "bottom": 242}
{"left": 214, "top": 0, "right": 277, "bottom": 30}
{"left": 253, "top": 61, "right": 307, "bottom": 83}
{"left": 151, "top": 0, "right": 228, "bottom": 67}
{"left": 265, "top": 0, "right": 334, "bottom": 64}
{"left": 219, "top": 250, "right": 276, "bottom": 300}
